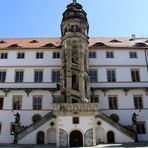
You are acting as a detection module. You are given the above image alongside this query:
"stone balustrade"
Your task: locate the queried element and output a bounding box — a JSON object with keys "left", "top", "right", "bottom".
{"left": 51, "top": 103, "right": 99, "bottom": 112}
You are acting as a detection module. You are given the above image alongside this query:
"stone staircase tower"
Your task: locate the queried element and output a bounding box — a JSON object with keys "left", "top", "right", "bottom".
{"left": 61, "top": 0, "right": 90, "bottom": 103}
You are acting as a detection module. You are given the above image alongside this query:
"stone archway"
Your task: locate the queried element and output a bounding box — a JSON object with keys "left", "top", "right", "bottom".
{"left": 37, "top": 131, "right": 44, "bottom": 144}
{"left": 96, "top": 127, "right": 105, "bottom": 144}
{"left": 69, "top": 130, "right": 83, "bottom": 147}
{"left": 47, "top": 128, "right": 56, "bottom": 144}
{"left": 107, "top": 131, "right": 115, "bottom": 143}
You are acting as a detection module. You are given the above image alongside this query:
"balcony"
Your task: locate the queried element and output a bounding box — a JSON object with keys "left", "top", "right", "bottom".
{"left": 51, "top": 103, "right": 99, "bottom": 112}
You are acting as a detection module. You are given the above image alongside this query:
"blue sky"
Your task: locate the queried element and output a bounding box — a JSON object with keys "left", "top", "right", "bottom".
{"left": 0, "top": 0, "right": 148, "bottom": 38}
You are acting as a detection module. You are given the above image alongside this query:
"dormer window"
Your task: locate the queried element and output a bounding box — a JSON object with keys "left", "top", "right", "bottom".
{"left": 134, "top": 43, "right": 147, "bottom": 48}
{"left": 8, "top": 44, "right": 21, "bottom": 48}
{"left": 42, "top": 43, "right": 55, "bottom": 48}
{"left": 92, "top": 42, "right": 107, "bottom": 47}
{"left": 29, "top": 40, "right": 39, "bottom": 43}
{"left": 0, "top": 41, "right": 6, "bottom": 44}
{"left": 110, "top": 39, "right": 121, "bottom": 43}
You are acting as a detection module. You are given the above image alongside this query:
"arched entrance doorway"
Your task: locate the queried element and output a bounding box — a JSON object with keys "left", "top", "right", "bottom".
{"left": 37, "top": 131, "right": 44, "bottom": 144}
{"left": 107, "top": 131, "right": 115, "bottom": 143}
{"left": 47, "top": 128, "right": 56, "bottom": 144}
{"left": 69, "top": 130, "right": 83, "bottom": 147}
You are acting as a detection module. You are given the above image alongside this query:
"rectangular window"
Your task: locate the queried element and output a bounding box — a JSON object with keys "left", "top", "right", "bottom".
{"left": 91, "top": 95, "right": 99, "bottom": 103}
{"left": 33, "top": 96, "right": 42, "bottom": 110}
{"left": 53, "top": 96, "right": 61, "bottom": 103}
{"left": 53, "top": 52, "right": 60, "bottom": 58}
{"left": 13, "top": 96, "right": 22, "bottom": 110}
{"left": 136, "top": 122, "right": 146, "bottom": 134}
{"left": 89, "top": 70, "right": 97, "bottom": 83}
{"left": 0, "top": 123, "right": 2, "bottom": 134}
{"left": 34, "top": 70, "right": 43, "bottom": 82}
{"left": 107, "top": 69, "right": 116, "bottom": 82}
{"left": 89, "top": 51, "right": 96, "bottom": 58}
{"left": 0, "top": 53, "right": 8, "bottom": 59}
{"left": 10, "top": 123, "right": 15, "bottom": 135}
{"left": 0, "top": 71, "right": 6, "bottom": 82}
{"left": 73, "top": 117, "right": 79, "bottom": 124}
{"left": 52, "top": 70, "right": 60, "bottom": 83}
{"left": 15, "top": 70, "right": 24, "bottom": 83}
{"left": 129, "top": 52, "right": 137, "bottom": 58}
{"left": 17, "top": 52, "right": 25, "bottom": 59}
{"left": 106, "top": 51, "right": 114, "bottom": 58}
{"left": 131, "top": 69, "right": 140, "bottom": 82}
{"left": 108, "top": 96, "right": 118, "bottom": 109}
{"left": 133, "top": 95, "right": 143, "bottom": 109}
{"left": 0, "top": 97, "right": 4, "bottom": 110}
{"left": 36, "top": 52, "right": 44, "bottom": 59}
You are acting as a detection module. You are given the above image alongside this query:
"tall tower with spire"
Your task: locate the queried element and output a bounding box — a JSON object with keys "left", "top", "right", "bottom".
{"left": 61, "top": 0, "right": 90, "bottom": 103}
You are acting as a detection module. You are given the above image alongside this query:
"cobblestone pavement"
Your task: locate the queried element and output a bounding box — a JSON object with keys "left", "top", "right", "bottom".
{"left": 0, "top": 143, "right": 148, "bottom": 148}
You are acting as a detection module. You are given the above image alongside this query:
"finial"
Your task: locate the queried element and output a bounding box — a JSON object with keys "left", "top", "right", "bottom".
{"left": 73, "top": 0, "right": 77, "bottom": 4}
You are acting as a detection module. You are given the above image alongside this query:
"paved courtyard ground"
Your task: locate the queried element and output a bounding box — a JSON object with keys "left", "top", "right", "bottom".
{"left": 1, "top": 142, "right": 148, "bottom": 148}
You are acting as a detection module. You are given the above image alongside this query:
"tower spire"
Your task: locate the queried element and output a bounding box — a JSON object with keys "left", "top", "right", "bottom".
{"left": 73, "top": 0, "right": 77, "bottom": 4}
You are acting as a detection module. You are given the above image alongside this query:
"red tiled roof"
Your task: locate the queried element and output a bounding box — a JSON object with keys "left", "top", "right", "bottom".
{"left": 0, "top": 37, "right": 148, "bottom": 49}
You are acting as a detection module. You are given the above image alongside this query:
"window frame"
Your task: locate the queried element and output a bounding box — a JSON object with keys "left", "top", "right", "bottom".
{"left": 89, "top": 70, "right": 98, "bottom": 83}
{"left": 15, "top": 70, "right": 24, "bottom": 83}
{"left": 91, "top": 95, "right": 99, "bottom": 103}
{"left": 52, "top": 52, "right": 61, "bottom": 59}
{"left": 33, "top": 96, "right": 42, "bottom": 110}
{"left": 0, "top": 53, "right": 8, "bottom": 59}
{"left": 89, "top": 51, "right": 96, "bottom": 58}
{"left": 53, "top": 95, "right": 62, "bottom": 103}
{"left": 17, "top": 52, "right": 25, "bottom": 59}
{"left": 106, "top": 51, "right": 114, "bottom": 58}
{"left": 0, "top": 70, "right": 6, "bottom": 83}
{"left": 52, "top": 70, "right": 61, "bottom": 83}
{"left": 36, "top": 52, "right": 44, "bottom": 59}
{"left": 133, "top": 95, "right": 143, "bottom": 109}
{"left": 108, "top": 95, "right": 118, "bottom": 110}
{"left": 12, "top": 95, "right": 22, "bottom": 110}
{"left": 129, "top": 52, "right": 137, "bottom": 59}
{"left": 72, "top": 117, "right": 79, "bottom": 124}
{"left": 34, "top": 69, "right": 43, "bottom": 83}
{"left": 107, "top": 69, "right": 116, "bottom": 82}
{"left": 136, "top": 121, "right": 146, "bottom": 134}
{"left": 131, "top": 69, "right": 140, "bottom": 82}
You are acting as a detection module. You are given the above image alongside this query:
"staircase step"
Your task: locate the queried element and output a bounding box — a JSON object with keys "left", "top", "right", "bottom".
{"left": 17, "top": 112, "right": 56, "bottom": 141}
{"left": 71, "top": 90, "right": 81, "bottom": 98}
{"left": 99, "top": 112, "right": 135, "bottom": 139}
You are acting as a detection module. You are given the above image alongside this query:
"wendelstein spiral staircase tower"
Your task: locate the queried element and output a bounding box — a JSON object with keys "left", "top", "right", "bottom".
{"left": 61, "top": 0, "right": 90, "bottom": 103}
